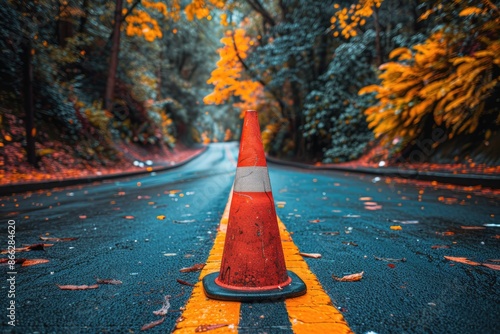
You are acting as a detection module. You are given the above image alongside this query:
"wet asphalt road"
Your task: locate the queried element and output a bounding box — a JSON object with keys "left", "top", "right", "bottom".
{"left": 1, "top": 142, "right": 499, "bottom": 333}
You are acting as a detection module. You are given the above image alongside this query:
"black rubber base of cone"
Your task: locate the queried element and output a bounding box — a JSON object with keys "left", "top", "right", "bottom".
{"left": 202, "top": 271, "right": 307, "bottom": 302}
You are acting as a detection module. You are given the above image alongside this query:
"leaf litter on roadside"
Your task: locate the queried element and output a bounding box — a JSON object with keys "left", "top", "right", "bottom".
{"left": 332, "top": 271, "right": 364, "bottom": 282}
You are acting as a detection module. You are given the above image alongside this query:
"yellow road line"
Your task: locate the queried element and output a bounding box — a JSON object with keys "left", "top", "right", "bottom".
{"left": 173, "top": 199, "right": 239, "bottom": 333}
{"left": 174, "top": 191, "right": 352, "bottom": 333}
{"left": 278, "top": 217, "right": 353, "bottom": 334}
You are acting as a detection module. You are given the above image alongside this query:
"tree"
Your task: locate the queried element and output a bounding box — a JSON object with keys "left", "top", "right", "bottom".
{"left": 360, "top": 0, "right": 500, "bottom": 156}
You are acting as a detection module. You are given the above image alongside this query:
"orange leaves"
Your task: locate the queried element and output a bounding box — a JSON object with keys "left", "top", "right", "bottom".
{"left": 331, "top": 0, "right": 382, "bottom": 39}
{"left": 57, "top": 284, "right": 99, "bottom": 290}
{"left": 204, "top": 28, "right": 263, "bottom": 110}
{"left": 332, "top": 271, "right": 364, "bottom": 282}
{"left": 179, "top": 263, "right": 205, "bottom": 272}
{"left": 444, "top": 256, "right": 480, "bottom": 266}
{"left": 360, "top": 14, "right": 500, "bottom": 145}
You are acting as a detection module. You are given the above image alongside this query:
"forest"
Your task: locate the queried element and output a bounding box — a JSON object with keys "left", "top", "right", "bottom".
{"left": 1, "top": 0, "right": 499, "bottom": 178}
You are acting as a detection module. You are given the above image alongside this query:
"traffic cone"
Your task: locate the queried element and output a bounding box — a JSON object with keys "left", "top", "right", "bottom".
{"left": 203, "top": 110, "right": 307, "bottom": 301}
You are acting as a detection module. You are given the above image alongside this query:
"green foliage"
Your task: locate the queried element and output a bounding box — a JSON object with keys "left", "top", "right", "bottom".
{"left": 303, "top": 30, "right": 376, "bottom": 162}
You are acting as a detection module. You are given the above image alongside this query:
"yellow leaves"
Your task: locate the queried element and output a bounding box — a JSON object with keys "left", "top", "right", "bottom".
{"left": 459, "top": 6, "right": 484, "bottom": 16}
{"left": 331, "top": 0, "right": 383, "bottom": 39}
{"left": 204, "top": 29, "right": 263, "bottom": 110}
{"left": 360, "top": 21, "right": 500, "bottom": 145}
{"left": 389, "top": 47, "right": 411, "bottom": 61}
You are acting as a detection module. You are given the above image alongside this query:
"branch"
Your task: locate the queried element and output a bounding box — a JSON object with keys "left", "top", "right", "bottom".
{"left": 245, "top": 0, "right": 276, "bottom": 26}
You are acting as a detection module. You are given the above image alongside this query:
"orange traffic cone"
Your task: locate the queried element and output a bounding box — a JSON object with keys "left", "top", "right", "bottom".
{"left": 203, "top": 110, "right": 307, "bottom": 301}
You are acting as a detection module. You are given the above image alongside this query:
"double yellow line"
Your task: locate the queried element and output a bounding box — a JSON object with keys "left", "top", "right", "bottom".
{"left": 173, "top": 193, "right": 352, "bottom": 333}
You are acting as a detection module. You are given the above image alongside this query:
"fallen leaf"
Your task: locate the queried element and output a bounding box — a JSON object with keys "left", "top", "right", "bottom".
{"left": 374, "top": 256, "right": 406, "bottom": 262}
{"left": 40, "top": 236, "right": 78, "bottom": 242}
{"left": 308, "top": 219, "right": 324, "bottom": 223}
{"left": 124, "top": 215, "right": 135, "bottom": 220}
{"left": 57, "top": 284, "right": 99, "bottom": 290}
{"left": 179, "top": 263, "right": 205, "bottom": 273}
{"left": 173, "top": 219, "right": 196, "bottom": 224}
{"left": 359, "top": 197, "right": 372, "bottom": 201}
{"left": 332, "top": 271, "right": 364, "bottom": 282}
{"left": 176, "top": 279, "right": 195, "bottom": 287}
{"left": 156, "top": 215, "right": 166, "bottom": 220}
{"left": 365, "top": 205, "right": 383, "bottom": 210}
{"left": 387, "top": 263, "right": 396, "bottom": 269}
{"left": 460, "top": 226, "right": 486, "bottom": 230}
{"left": 390, "top": 225, "right": 402, "bottom": 230}
{"left": 321, "top": 231, "right": 340, "bottom": 236}
{"left": 1, "top": 243, "right": 53, "bottom": 254}
{"left": 431, "top": 245, "right": 450, "bottom": 249}
{"left": 153, "top": 295, "right": 171, "bottom": 316}
{"left": 342, "top": 241, "right": 358, "bottom": 247}
{"left": 79, "top": 215, "right": 87, "bottom": 219}
{"left": 96, "top": 278, "right": 122, "bottom": 285}
{"left": 436, "top": 231, "right": 455, "bottom": 236}
{"left": 141, "top": 317, "right": 165, "bottom": 331}
{"left": 195, "top": 324, "right": 229, "bottom": 332}
{"left": 299, "top": 252, "right": 322, "bottom": 258}
{"left": 22, "top": 259, "right": 50, "bottom": 266}
{"left": 444, "top": 256, "right": 480, "bottom": 266}
{"left": 482, "top": 263, "right": 500, "bottom": 270}
{"left": 390, "top": 219, "right": 419, "bottom": 224}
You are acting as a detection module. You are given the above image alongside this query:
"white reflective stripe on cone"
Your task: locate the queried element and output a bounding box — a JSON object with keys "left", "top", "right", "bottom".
{"left": 233, "top": 166, "right": 272, "bottom": 192}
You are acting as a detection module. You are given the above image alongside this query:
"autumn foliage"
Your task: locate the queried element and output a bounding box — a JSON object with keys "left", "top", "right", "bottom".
{"left": 360, "top": 3, "right": 500, "bottom": 147}
{"left": 203, "top": 28, "right": 263, "bottom": 111}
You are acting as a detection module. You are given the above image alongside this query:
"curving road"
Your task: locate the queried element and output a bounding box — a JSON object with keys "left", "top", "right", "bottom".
{"left": 1, "top": 142, "right": 499, "bottom": 333}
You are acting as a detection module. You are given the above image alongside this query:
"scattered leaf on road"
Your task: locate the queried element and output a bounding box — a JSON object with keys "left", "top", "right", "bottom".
{"left": 124, "top": 215, "right": 135, "bottom": 220}
{"left": 332, "top": 271, "right": 364, "bottom": 282}
{"left": 387, "top": 263, "right": 396, "bottom": 269}
{"left": 177, "top": 279, "right": 195, "bottom": 287}
{"left": 321, "top": 231, "right": 340, "bottom": 236}
{"left": 436, "top": 231, "right": 455, "bottom": 236}
{"left": 1, "top": 243, "right": 53, "bottom": 254}
{"left": 96, "top": 278, "right": 122, "bottom": 285}
{"left": 460, "top": 226, "right": 486, "bottom": 230}
{"left": 57, "top": 284, "right": 99, "bottom": 290}
{"left": 173, "top": 219, "right": 196, "bottom": 224}
{"left": 342, "top": 241, "right": 358, "bottom": 247}
{"left": 179, "top": 263, "right": 205, "bottom": 273}
{"left": 431, "top": 245, "right": 450, "bottom": 249}
{"left": 156, "top": 215, "right": 166, "bottom": 220}
{"left": 482, "top": 263, "right": 500, "bottom": 270}
{"left": 390, "top": 226, "right": 402, "bottom": 230}
{"left": 390, "top": 219, "right": 419, "bottom": 224}
{"left": 374, "top": 256, "right": 406, "bottom": 262}
{"left": 299, "top": 252, "right": 322, "bottom": 258}
{"left": 22, "top": 259, "right": 50, "bottom": 266}
{"left": 308, "top": 219, "right": 324, "bottom": 223}
{"left": 444, "top": 256, "right": 480, "bottom": 266}
{"left": 40, "top": 236, "right": 78, "bottom": 242}
{"left": 195, "top": 324, "right": 229, "bottom": 332}
{"left": 153, "top": 295, "right": 171, "bottom": 316}
{"left": 141, "top": 317, "right": 165, "bottom": 331}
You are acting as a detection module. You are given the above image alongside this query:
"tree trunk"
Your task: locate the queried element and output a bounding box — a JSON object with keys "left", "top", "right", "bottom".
{"left": 373, "top": 6, "right": 383, "bottom": 66}
{"left": 104, "top": 0, "right": 123, "bottom": 111}
{"left": 23, "top": 39, "right": 37, "bottom": 167}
